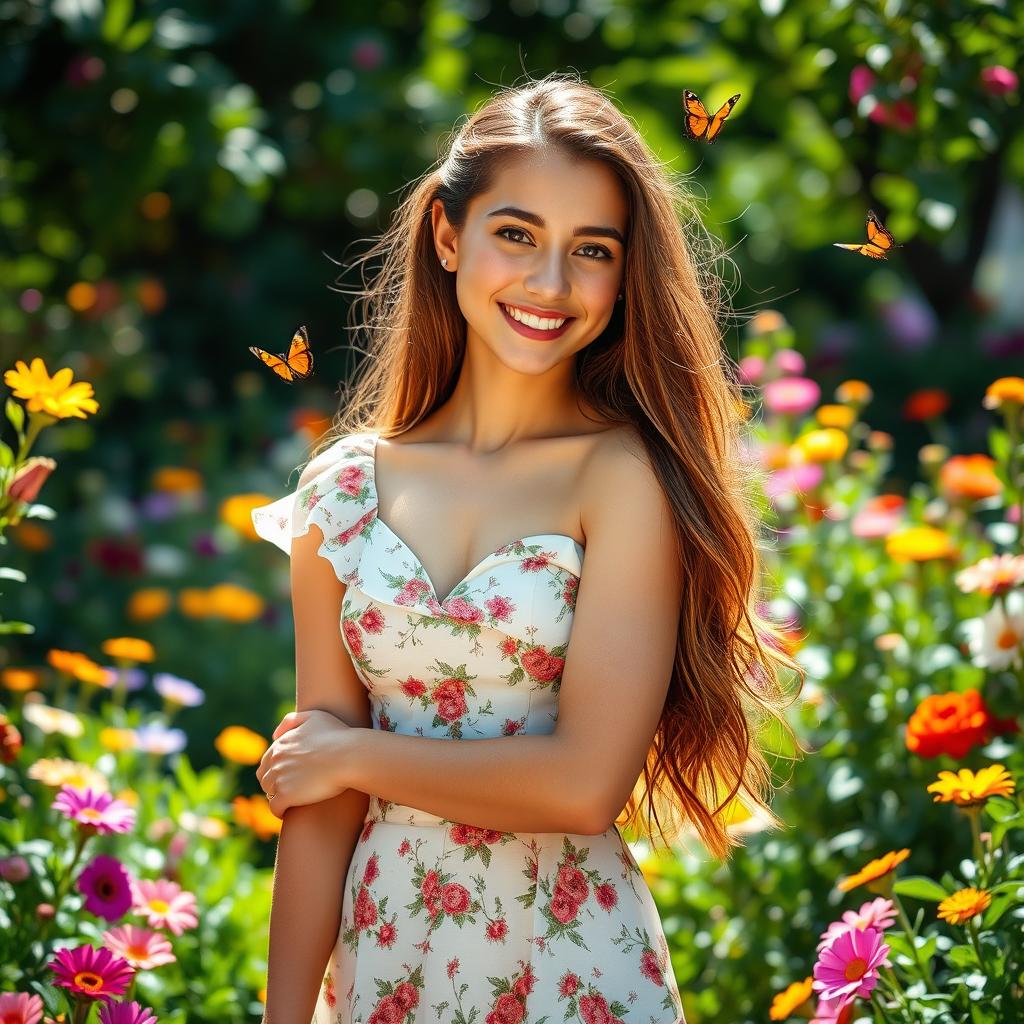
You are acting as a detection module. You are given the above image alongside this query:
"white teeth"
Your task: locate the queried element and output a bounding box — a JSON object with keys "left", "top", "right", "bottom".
{"left": 502, "top": 304, "right": 567, "bottom": 331}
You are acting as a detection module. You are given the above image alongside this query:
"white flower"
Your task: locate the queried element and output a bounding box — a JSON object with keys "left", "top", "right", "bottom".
{"left": 962, "top": 590, "right": 1024, "bottom": 670}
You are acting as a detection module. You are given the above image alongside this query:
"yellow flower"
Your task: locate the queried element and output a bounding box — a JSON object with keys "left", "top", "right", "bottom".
{"left": 126, "top": 588, "right": 173, "bottom": 622}
{"left": 769, "top": 977, "right": 814, "bottom": 1021}
{"left": 99, "top": 727, "right": 138, "bottom": 752}
{"left": 815, "top": 404, "right": 857, "bottom": 430}
{"left": 885, "top": 526, "right": 957, "bottom": 563}
{"left": 835, "top": 379, "right": 873, "bottom": 405}
{"left": 101, "top": 637, "right": 156, "bottom": 663}
{"left": 27, "top": 758, "right": 109, "bottom": 792}
{"left": 2, "top": 668, "right": 41, "bottom": 692}
{"left": 116, "top": 788, "right": 140, "bottom": 806}
{"left": 937, "top": 887, "right": 991, "bottom": 925}
{"left": 216, "top": 725, "right": 268, "bottom": 765}
{"left": 983, "top": 376, "right": 1024, "bottom": 410}
{"left": 46, "top": 649, "right": 110, "bottom": 686}
{"left": 927, "top": 765, "right": 1015, "bottom": 807}
{"left": 793, "top": 428, "right": 849, "bottom": 463}
{"left": 178, "top": 588, "right": 213, "bottom": 618}
{"left": 222, "top": 494, "right": 272, "bottom": 540}
{"left": 837, "top": 848, "right": 910, "bottom": 893}
{"left": 3, "top": 357, "right": 99, "bottom": 420}
{"left": 206, "top": 583, "right": 265, "bottom": 623}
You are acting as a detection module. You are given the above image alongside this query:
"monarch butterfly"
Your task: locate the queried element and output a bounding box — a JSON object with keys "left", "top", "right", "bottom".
{"left": 249, "top": 325, "right": 314, "bottom": 383}
{"left": 833, "top": 210, "right": 900, "bottom": 260}
{"left": 682, "top": 89, "right": 741, "bottom": 143}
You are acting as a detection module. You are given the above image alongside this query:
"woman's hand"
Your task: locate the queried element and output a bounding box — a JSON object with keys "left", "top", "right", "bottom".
{"left": 255, "top": 709, "right": 354, "bottom": 817}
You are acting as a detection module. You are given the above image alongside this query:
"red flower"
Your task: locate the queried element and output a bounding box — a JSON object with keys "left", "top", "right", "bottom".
{"left": 492, "top": 993, "right": 525, "bottom": 1024}
{"left": 439, "top": 883, "right": 471, "bottom": 915}
{"left": 359, "top": 607, "right": 385, "bottom": 633}
{"left": 421, "top": 870, "right": 440, "bottom": 900}
{"left": 594, "top": 882, "right": 618, "bottom": 911}
{"left": 520, "top": 645, "right": 564, "bottom": 682}
{"left": 376, "top": 921, "right": 397, "bottom": 948}
{"left": 335, "top": 464, "right": 365, "bottom": 497}
{"left": 555, "top": 864, "right": 589, "bottom": 902}
{"left": 549, "top": 889, "right": 581, "bottom": 924}
{"left": 399, "top": 676, "right": 427, "bottom": 698}
{"left": 342, "top": 619, "right": 364, "bottom": 659}
{"left": 639, "top": 947, "right": 665, "bottom": 984}
{"left": 363, "top": 853, "right": 379, "bottom": 886}
{"left": 353, "top": 886, "right": 377, "bottom": 929}
{"left": 484, "top": 595, "right": 515, "bottom": 621}
{"left": 393, "top": 981, "right": 418, "bottom": 1010}
{"left": 558, "top": 971, "right": 581, "bottom": 996}
{"left": 486, "top": 918, "right": 509, "bottom": 942}
{"left": 367, "top": 994, "right": 405, "bottom": 1024}
{"left": 9, "top": 456, "right": 56, "bottom": 503}
{"left": 906, "top": 688, "right": 1017, "bottom": 758}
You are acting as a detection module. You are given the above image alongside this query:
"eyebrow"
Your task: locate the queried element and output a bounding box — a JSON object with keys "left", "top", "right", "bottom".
{"left": 486, "top": 206, "right": 626, "bottom": 245}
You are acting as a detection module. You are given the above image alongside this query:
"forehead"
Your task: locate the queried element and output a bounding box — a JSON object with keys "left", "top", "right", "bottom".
{"left": 475, "top": 148, "right": 628, "bottom": 229}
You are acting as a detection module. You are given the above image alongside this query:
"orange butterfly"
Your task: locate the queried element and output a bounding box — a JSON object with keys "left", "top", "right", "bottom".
{"left": 682, "top": 89, "right": 741, "bottom": 143}
{"left": 249, "top": 325, "right": 314, "bottom": 383}
{"left": 833, "top": 210, "right": 900, "bottom": 260}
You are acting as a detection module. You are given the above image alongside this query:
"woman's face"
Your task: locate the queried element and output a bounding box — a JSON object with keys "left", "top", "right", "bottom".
{"left": 433, "top": 147, "right": 628, "bottom": 375}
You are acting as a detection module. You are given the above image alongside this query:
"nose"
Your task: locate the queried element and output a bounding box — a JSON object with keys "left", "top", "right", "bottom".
{"left": 524, "top": 251, "right": 572, "bottom": 304}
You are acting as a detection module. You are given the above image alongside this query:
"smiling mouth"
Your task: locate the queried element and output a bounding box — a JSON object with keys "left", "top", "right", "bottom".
{"left": 499, "top": 302, "right": 576, "bottom": 340}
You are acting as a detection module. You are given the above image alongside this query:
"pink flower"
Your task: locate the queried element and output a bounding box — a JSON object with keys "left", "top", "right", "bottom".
{"left": 101, "top": 924, "right": 176, "bottom": 969}
{"left": 52, "top": 786, "right": 136, "bottom": 835}
{"left": 0, "top": 854, "right": 31, "bottom": 883}
{"left": 97, "top": 1001, "right": 159, "bottom": 1024}
{"left": 558, "top": 971, "right": 581, "bottom": 997}
{"left": 377, "top": 921, "right": 397, "bottom": 948}
{"left": 594, "top": 882, "right": 618, "bottom": 911}
{"left": 363, "top": 853, "right": 380, "bottom": 886}
{"left": 549, "top": 888, "right": 581, "bottom": 924}
{"left": 519, "top": 645, "right": 564, "bottom": 682}
{"left": 354, "top": 885, "right": 378, "bottom": 929}
{"left": 848, "top": 65, "right": 876, "bottom": 104}
{"left": 447, "top": 957, "right": 460, "bottom": 978}
{"left": 48, "top": 944, "right": 135, "bottom": 1000}
{"left": 393, "top": 981, "right": 418, "bottom": 1011}
{"left": 639, "top": 947, "right": 664, "bottom": 984}
{"left": 335, "top": 464, "right": 366, "bottom": 496}
{"left": 130, "top": 878, "right": 198, "bottom": 935}
{"left": 484, "top": 595, "right": 516, "bottom": 621}
{"left": 812, "top": 925, "right": 890, "bottom": 1008}
{"left": 764, "top": 464, "right": 824, "bottom": 500}
{"left": 850, "top": 495, "right": 905, "bottom": 539}
{"left": 762, "top": 376, "right": 821, "bottom": 416}
{"left": 0, "top": 992, "right": 44, "bottom": 1024}
{"left": 817, "top": 898, "right": 897, "bottom": 951}
{"left": 772, "top": 348, "right": 806, "bottom": 375}
{"left": 737, "top": 354, "right": 766, "bottom": 385}
{"left": 980, "top": 65, "right": 1018, "bottom": 96}
{"left": 441, "top": 597, "right": 484, "bottom": 624}
{"left": 359, "top": 607, "right": 385, "bottom": 633}
{"left": 77, "top": 854, "right": 134, "bottom": 920}
{"left": 491, "top": 993, "right": 525, "bottom": 1024}
{"left": 486, "top": 918, "right": 508, "bottom": 941}
{"left": 342, "top": 619, "right": 364, "bottom": 659}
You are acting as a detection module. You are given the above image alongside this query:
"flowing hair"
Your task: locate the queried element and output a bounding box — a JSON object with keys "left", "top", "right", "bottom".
{"left": 306, "top": 71, "right": 807, "bottom": 863}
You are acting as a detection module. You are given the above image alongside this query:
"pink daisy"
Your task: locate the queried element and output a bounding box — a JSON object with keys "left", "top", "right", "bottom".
{"left": 812, "top": 926, "right": 890, "bottom": 1008}
{"left": 47, "top": 944, "right": 135, "bottom": 1000}
{"left": 817, "top": 898, "right": 897, "bottom": 951}
{"left": 101, "top": 924, "right": 177, "bottom": 969}
{"left": 97, "top": 1001, "right": 159, "bottom": 1024}
{"left": 130, "top": 878, "right": 198, "bottom": 935}
{"left": 52, "top": 785, "right": 136, "bottom": 835}
{"left": 77, "top": 854, "right": 135, "bottom": 921}
{"left": 0, "top": 992, "right": 44, "bottom": 1024}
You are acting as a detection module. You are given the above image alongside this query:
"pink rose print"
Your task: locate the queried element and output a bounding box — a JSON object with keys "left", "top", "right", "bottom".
{"left": 520, "top": 644, "right": 564, "bottom": 682}
{"left": 335, "top": 464, "right": 366, "bottom": 496}
{"left": 639, "top": 947, "right": 664, "bottom": 984}
{"left": 550, "top": 889, "right": 581, "bottom": 924}
{"left": 579, "top": 993, "right": 624, "bottom": 1024}
{"left": 594, "top": 882, "right": 618, "bottom": 911}
{"left": 431, "top": 678, "right": 468, "bottom": 723}
{"left": 394, "top": 577, "right": 432, "bottom": 607}
{"left": 354, "top": 885, "right": 378, "bottom": 930}
{"left": 359, "top": 607, "right": 385, "bottom": 633}
{"left": 338, "top": 507, "right": 376, "bottom": 546}
{"left": 343, "top": 619, "right": 364, "bottom": 659}
{"left": 490, "top": 993, "right": 525, "bottom": 1024}
{"left": 558, "top": 971, "right": 581, "bottom": 996}
{"left": 556, "top": 863, "right": 590, "bottom": 902}
{"left": 377, "top": 921, "right": 398, "bottom": 948}
{"left": 521, "top": 553, "right": 552, "bottom": 572}
{"left": 442, "top": 596, "right": 484, "bottom": 624}
{"left": 399, "top": 676, "right": 427, "bottom": 699}
{"left": 484, "top": 594, "right": 516, "bottom": 621}
{"left": 393, "top": 981, "right": 419, "bottom": 1011}
{"left": 511, "top": 967, "right": 535, "bottom": 998}
{"left": 363, "top": 853, "right": 380, "bottom": 886}
{"left": 450, "top": 824, "right": 503, "bottom": 848}
{"left": 367, "top": 994, "right": 405, "bottom": 1024}
{"left": 440, "top": 882, "right": 471, "bottom": 914}
{"left": 486, "top": 918, "right": 508, "bottom": 942}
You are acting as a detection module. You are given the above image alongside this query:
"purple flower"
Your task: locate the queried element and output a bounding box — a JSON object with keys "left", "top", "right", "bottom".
{"left": 98, "top": 1000, "right": 159, "bottom": 1024}
{"left": 0, "top": 854, "right": 31, "bottom": 883}
{"left": 153, "top": 673, "right": 205, "bottom": 708}
{"left": 77, "top": 854, "right": 135, "bottom": 921}
{"left": 880, "top": 295, "right": 936, "bottom": 351}
{"left": 132, "top": 723, "right": 187, "bottom": 756}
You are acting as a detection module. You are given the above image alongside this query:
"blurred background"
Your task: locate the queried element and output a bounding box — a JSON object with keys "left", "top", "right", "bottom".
{"left": 1, "top": 1, "right": 1023, "bottom": 1021}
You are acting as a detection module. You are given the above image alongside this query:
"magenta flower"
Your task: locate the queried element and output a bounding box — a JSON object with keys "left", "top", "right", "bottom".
{"left": 772, "top": 348, "right": 806, "bottom": 375}
{"left": 848, "top": 65, "right": 875, "bottom": 105}
{"left": 0, "top": 992, "right": 44, "bottom": 1024}
{"left": 811, "top": 993, "right": 853, "bottom": 1023}
{"left": 98, "top": 1000, "right": 159, "bottom": 1024}
{"left": 764, "top": 464, "right": 824, "bottom": 501}
{"left": 812, "top": 926, "right": 890, "bottom": 1008}
{"left": 737, "top": 354, "right": 766, "bottom": 385}
{"left": 47, "top": 944, "right": 135, "bottom": 1000}
{"left": 762, "top": 376, "right": 821, "bottom": 416}
{"left": 52, "top": 785, "right": 136, "bottom": 835}
{"left": 980, "top": 65, "right": 1019, "bottom": 97}
{"left": 131, "top": 877, "right": 198, "bottom": 935}
{"left": 102, "top": 924, "right": 177, "bottom": 969}
{"left": 77, "top": 854, "right": 135, "bottom": 921}
{"left": 817, "top": 897, "right": 897, "bottom": 951}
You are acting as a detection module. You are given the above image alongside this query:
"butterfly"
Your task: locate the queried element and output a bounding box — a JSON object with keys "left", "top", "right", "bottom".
{"left": 249, "top": 325, "right": 314, "bottom": 382}
{"left": 682, "top": 89, "right": 741, "bottom": 143}
{"left": 833, "top": 210, "right": 900, "bottom": 260}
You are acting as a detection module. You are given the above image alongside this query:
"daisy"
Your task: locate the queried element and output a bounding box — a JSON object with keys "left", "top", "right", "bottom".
{"left": 955, "top": 554, "right": 1024, "bottom": 596}
{"left": 97, "top": 1002, "right": 158, "bottom": 1024}
{"left": 927, "top": 764, "right": 1015, "bottom": 808}
{"left": 76, "top": 854, "right": 134, "bottom": 921}
{"left": 937, "top": 887, "right": 992, "bottom": 925}
{"left": 52, "top": 785, "right": 136, "bottom": 835}
{"left": 0, "top": 992, "right": 44, "bottom": 1024}
{"left": 47, "top": 944, "right": 134, "bottom": 1000}
{"left": 101, "top": 924, "right": 176, "bottom": 969}
{"left": 27, "top": 758, "right": 108, "bottom": 793}
{"left": 131, "top": 878, "right": 198, "bottom": 935}
{"left": 812, "top": 926, "right": 890, "bottom": 1008}
{"left": 962, "top": 591, "right": 1024, "bottom": 670}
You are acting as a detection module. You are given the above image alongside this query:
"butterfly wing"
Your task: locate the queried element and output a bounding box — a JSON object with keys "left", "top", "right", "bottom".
{"left": 249, "top": 346, "right": 296, "bottom": 382}
{"left": 704, "top": 93, "right": 741, "bottom": 143}
{"left": 833, "top": 210, "right": 898, "bottom": 260}
{"left": 284, "top": 325, "right": 313, "bottom": 379}
{"left": 682, "top": 90, "right": 712, "bottom": 141}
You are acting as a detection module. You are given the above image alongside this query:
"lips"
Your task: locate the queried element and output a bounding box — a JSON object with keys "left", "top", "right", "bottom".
{"left": 499, "top": 303, "right": 575, "bottom": 341}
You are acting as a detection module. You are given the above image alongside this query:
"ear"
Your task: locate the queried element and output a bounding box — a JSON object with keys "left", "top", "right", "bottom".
{"left": 431, "top": 198, "right": 458, "bottom": 270}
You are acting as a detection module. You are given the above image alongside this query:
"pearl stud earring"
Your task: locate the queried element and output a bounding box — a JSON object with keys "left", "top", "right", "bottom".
{"left": 441, "top": 258, "right": 448, "bottom": 267}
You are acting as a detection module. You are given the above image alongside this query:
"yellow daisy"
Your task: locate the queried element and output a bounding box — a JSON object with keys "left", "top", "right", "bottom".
{"left": 937, "top": 887, "right": 991, "bottom": 925}
{"left": 3, "top": 357, "right": 99, "bottom": 419}
{"left": 927, "top": 765, "right": 1015, "bottom": 807}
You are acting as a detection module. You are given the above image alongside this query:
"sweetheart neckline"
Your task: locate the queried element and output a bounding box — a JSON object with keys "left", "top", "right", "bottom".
{"left": 362, "top": 430, "right": 585, "bottom": 607}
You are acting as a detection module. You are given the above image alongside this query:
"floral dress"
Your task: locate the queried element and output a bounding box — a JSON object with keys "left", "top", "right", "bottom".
{"left": 251, "top": 431, "right": 686, "bottom": 1024}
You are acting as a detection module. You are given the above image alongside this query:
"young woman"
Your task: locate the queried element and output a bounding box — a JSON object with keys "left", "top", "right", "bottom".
{"left": 251, "top": 72, "right": 802, "bottom": 1024}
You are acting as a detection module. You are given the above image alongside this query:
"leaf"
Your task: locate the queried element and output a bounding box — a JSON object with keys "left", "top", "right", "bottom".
{"left": 893, "top": 876, "right": 949, "bottom": 901}
{"left": 5, "top": 398, "right": 24, "bottom": 434}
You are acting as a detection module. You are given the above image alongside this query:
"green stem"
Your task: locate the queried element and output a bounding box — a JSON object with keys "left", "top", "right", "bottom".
{"left": 893, "top": 892, "right": 938, "bottom": 991}
{"left": 966, "top": 916, "right": 988, "bottom": 972}
{"left": 965, "top": 805, "right": 989, "bottom": 887}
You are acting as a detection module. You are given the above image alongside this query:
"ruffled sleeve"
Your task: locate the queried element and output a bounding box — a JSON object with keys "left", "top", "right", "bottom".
{"left": 250, "top": 431, "right": 379, "bottom": 586}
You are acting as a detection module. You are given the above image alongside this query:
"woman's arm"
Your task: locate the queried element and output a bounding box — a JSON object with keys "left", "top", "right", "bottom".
{"left": 263, "top": 513, "right": 374, "bottom": 1021}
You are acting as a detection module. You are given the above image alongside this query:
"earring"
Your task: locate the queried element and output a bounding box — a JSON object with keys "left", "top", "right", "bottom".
{"left": 441, "top": 258, "right": 448, "bottom": 268}
{"left": 617, "top": 292, "right": 623, "bottom": 300}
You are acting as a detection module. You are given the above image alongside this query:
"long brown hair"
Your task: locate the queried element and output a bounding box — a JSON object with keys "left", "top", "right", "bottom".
{"left": 310, "top": 71, "right": 807, "bottom": 863}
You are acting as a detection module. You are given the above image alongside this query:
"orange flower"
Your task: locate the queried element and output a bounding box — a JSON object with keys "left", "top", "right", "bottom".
{"left": 937, "top": 887, "right": 991, "bottom": 925}
{"left": 216, "top": 725, "right": 268, "bottom": 765}
{"left": 939, "top": 454, "right": 1002, "bottom": 501}
{"left": 748, "top": 310, "right": 787, "bottom": 335}
{"left": 1, "top": 668, "right": 41, "bottom": 692}
{"left": 906, "top": 689, "right": 1017, "bottom": 759}
{"left": 151, "top": 467, "right": 203, "bottom": 494}
{"left": 205, "top": 583, "right": 265, "bottom": 623}
{"left": 769, "top": 977, "right": 814, "bottom": 1020}
{"left": 233, "top": 794, "right": 283, "bottom": 839}
{"left": 178, "top": 588, "right": 213, "bottom": 618}
{"left": 127, "top": 588, "right": 173, "bottom": 622}
{"left": 885, "top": 526, "right": 956, "bottom": 562}
{"left": 837, "top": 848, "right": 910, "bottom": 893}
{"left": 835, "top": 379, "right": 873, "bottom": 406}
{"left": 866, "top": 430, "right": 893, "bottom": 452}
{"left": 903, "top": 388, "right": 950, "bottom": 421}
{"left": 101, "top": 637, "right": 156, "bottom": 663}
{"left": 983, "top": 376, "right": 1024, "bottom": 410}
{"left": 926, "top": 764, "right": 1015, "bottom": 807}
{"left": 46, "top": 649, "right": 110, "bottom": 686}
{"left": 815, "top": 404, "right": 857, "bottom": 430}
